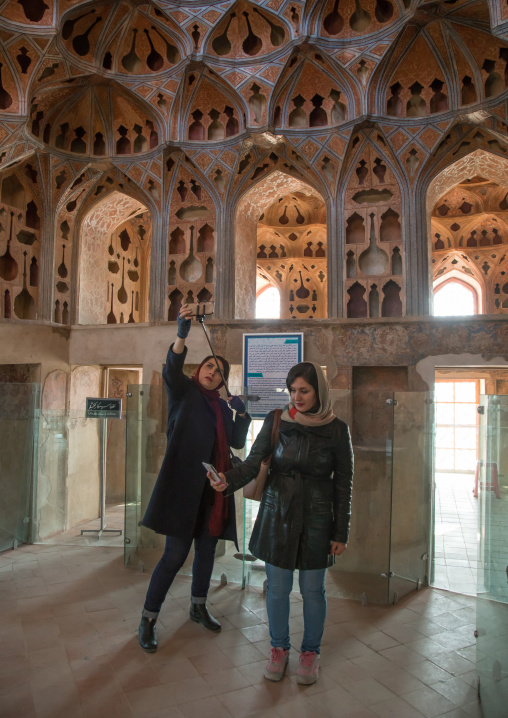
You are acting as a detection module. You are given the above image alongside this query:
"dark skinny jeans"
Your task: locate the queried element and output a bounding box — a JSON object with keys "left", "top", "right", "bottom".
{"left": 143, "top": 505, "right": 218, "bottom": 618}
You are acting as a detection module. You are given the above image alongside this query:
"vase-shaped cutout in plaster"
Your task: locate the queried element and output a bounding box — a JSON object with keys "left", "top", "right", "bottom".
{"left": 358, "top": 213, "right": 388, "bottom": 276}
{"left": 179, "top": 226, "right": 202, "bottom": 282}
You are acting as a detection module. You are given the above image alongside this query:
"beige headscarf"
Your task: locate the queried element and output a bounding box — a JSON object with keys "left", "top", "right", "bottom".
{"left": 281, "top": 361, "right": 336, "bottom": 427}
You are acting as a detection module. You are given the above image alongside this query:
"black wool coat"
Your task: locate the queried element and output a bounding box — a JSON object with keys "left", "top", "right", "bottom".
{"left": 142, "top": 344, "right": 251, "bottom": 545}
{"left": 224, "top": 411, "right": 354, "bottom": 571}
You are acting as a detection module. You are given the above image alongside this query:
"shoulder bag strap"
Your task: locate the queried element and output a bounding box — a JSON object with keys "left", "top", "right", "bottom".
{"left": 270, "top": 408, "right": 282, "bottom": 449}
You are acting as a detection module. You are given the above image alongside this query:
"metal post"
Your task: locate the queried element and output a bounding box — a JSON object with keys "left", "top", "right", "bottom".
{"left": 81, "top": 417, "right": 122, "bottom": 539}
{"left": 100, "top": 418, "right": 106, "bottom": 532}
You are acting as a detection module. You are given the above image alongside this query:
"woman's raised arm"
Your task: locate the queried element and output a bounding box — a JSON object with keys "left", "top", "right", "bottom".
{"left": 173, "top": 303, "right": 193, "bottom": 354}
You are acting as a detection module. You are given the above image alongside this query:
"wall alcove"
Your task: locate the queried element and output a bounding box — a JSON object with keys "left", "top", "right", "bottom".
{"left": 78, "top": 191, "right": 151, "bottom": 325}
{"left": 428, "top": 150, "right": 508, "bottom": 316}
{"left": 234, "top": 170, "right": 327, "bottom": 320}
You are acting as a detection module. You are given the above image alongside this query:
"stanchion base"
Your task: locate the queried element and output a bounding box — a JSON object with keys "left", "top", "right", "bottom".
{"left": 80, "top": 529, "right": 123, "bottom": 539}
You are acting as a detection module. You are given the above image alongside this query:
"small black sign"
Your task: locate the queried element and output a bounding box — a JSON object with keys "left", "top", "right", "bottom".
{"left": 86, "top": 397, "right": 122, "bottom": 419}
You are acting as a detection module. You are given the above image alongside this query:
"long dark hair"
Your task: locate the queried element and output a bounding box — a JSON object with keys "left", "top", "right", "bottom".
{"left": 201, "top": 354, "right": 230, "bottom": 382}
{"left": 286, "top": 362, "right": 319, "bottom": 399}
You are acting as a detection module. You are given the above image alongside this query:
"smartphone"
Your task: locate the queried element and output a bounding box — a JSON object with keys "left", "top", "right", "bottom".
{"left": 202, "top": 461, "right": 226, "bottom": 486}
{"left": 187, "top": 301, "right": 214, "bottom": 318}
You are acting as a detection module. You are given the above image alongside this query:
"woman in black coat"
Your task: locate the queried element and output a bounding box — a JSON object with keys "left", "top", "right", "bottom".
{"left": 210, "top": 361, "right": 353, "bottom": 686}
{"left": 138, "top": 304, "right": 251, "bottom": 652}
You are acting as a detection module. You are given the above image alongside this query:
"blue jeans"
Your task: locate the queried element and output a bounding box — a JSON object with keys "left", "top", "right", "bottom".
{"left": 143, "top": 507, "right": 218, "bottom": 618}
{"left": 265, "top": 563, "right": 327, "bottom": 654}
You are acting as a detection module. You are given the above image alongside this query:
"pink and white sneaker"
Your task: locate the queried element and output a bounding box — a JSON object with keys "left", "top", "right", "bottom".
{"left": 264, "top": 647, "right": 289, "bottom": 681}
{"left": 297, "top": 651, "right": 320, "bottom": 685}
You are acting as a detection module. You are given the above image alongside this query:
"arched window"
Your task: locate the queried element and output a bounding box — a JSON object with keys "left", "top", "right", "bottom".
{"left": 433, "top": 277, "right": 479, "bottom": 316}
{"left": 256, "top": 285, "right": 280, "bottom": 319}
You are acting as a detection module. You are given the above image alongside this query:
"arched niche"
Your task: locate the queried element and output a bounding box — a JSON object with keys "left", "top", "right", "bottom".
{"left": 234, "top": 170, "right": 326, "bottom": 319}
{"left": 29, "top": 77, "right": 162, "bottom": 157}
{"left": 427, "top": 149, "right": 508, "bottom": 315}
{"left": 78, "top": 191, "right": 151, "bottom": 325}
{"left": 182, "top": 74, "right": 243, "bottom": 142}
{"left": 373, "top": 5, "right": 508, "bottom": 118}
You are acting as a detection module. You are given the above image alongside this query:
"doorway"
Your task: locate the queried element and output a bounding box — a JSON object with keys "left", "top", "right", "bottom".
{"left": 433, "top": 376, "right": 480, "bottom": 594}
{"left": 432, "top": 368, "right": 508, "bottom": 594}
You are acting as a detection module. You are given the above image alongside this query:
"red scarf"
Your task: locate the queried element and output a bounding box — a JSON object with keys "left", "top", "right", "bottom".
{"left": 192, "top": 370, "right": 230, "bottom": 537}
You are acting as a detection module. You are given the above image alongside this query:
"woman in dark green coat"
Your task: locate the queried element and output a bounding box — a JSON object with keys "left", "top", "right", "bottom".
{"left": 209, "top": 361, "right": 353, "bottom": 686}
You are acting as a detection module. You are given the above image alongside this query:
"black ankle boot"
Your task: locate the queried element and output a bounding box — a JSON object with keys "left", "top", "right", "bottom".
{"left": 189, "top": 603, "right": 221, "bottom": 631}
{"left": 138, "top": 617, "right": 158, "bottom": 652}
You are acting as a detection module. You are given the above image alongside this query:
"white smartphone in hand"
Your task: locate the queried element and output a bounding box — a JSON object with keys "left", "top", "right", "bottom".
{"left": 202, "top": 462, "right": 226, "bottom": 486}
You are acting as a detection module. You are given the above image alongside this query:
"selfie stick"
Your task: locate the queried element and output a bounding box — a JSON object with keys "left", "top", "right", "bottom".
{"left": 195, "top": 307, "right": 260, "bottom": 403}
{"left": 196, "top": 311, "right": 231, "bottom": 397}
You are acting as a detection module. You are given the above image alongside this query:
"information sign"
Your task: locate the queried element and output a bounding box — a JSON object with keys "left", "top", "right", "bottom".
{"left": 85, "top": 397, "right": 122, "bottom": 419}
{"left": 243, "top": 333, "right": 303, "bottom": 418}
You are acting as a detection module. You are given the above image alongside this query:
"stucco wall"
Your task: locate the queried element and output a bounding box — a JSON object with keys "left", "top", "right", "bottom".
{"left": 1, "top": 316, "right": 506, "bottom": 572}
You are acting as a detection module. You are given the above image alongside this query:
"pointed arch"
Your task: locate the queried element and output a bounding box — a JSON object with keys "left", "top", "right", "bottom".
{"left": 177, "top": 67, "right": 245, "bottom": 142}
{"left": 425, "top": 148, "right": 508, "bottom": 317}
{"left": 433, "top": 270, "right": 482, "bottom": 315}
{"left": 77, "top": 189, "right": 151, "bottom": 325}
{"left": 270, "top": 50, "right": 359, "bottom": 129}
{"left": 426, "top": 149, "right": 508, "bottom": 211}
{"left": 234, "top": 167, "right": 327, "bottom": 319}
{"left": 370, "top": 24, "right": 454, "bottom": 117}
{"left": 370, "top": 10, "right": 508, "bottom": 116}
{"left": 231, "top": 146, "right": 330, "bottom": 208}
{"left": 28, "top": 76, "right": 163, "bottom": 156}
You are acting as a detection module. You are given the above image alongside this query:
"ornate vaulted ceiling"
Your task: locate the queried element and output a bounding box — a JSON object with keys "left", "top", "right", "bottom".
{"left": 1, "top": 0, "right": 508, "bottom": 324}
{"left": 1, "top": 0, "right": 507, "bottom": 162}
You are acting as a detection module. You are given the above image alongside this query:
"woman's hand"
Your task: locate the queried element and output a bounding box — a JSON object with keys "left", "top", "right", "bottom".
{"left": 177, "top": 303, "right": 193, "bottom": 338}
{"left": 330, "top": 542, "right": 347, "bottom": 556}
{"left": 228, "top": 395, "right": 246, "bottom": 416}
{"left": 174, "top": 303, "right": 193, "bottom": 353}
{"left": 207, "top": 471, "right": 228, "bottom": 492}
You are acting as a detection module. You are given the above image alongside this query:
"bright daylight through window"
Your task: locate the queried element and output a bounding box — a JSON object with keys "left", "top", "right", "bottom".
{"left": 433, "top": 281, "right": 476, "bottom": 316}
{"left": 255, "top": 286, "right": 280, "bottom": 319}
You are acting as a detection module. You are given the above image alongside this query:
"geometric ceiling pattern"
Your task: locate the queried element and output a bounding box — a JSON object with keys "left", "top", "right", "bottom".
{"left": 1, "top": 0, "right": 508, "bottom": 325}
{"left": 1, "top": 0, "right": 508, "bottom": 161}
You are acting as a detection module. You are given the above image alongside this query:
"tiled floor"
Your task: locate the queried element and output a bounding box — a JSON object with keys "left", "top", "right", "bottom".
{"left": 433, "top": 473, "right": 479, "bottom": 595}
{"left": 0, "top": 543, "right": 482, "bottom": 718}
{"left": 41, "top": 504, "right": 125, "bottom": 549}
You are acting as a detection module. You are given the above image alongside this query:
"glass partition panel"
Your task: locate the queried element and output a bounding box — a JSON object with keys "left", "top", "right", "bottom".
{"left": 0, "top": 383, "right": 40, "bottom": 552}
{"left": 389, "top": 391, "right": 433, "bottom": 603}
{"left": 34, "top": 410, "right": 68, "bottom": 542}
{"left": 34, "top": 409, "right": 125, "bottom": 547}
{"left": 477, "top": 395, "right": 508, "bottom": 718}
{"left": 327, "top": 390, "right": 393, "bottom": 604}
{"left": 125, "top": 385, "right": 162, "bottom": 570}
